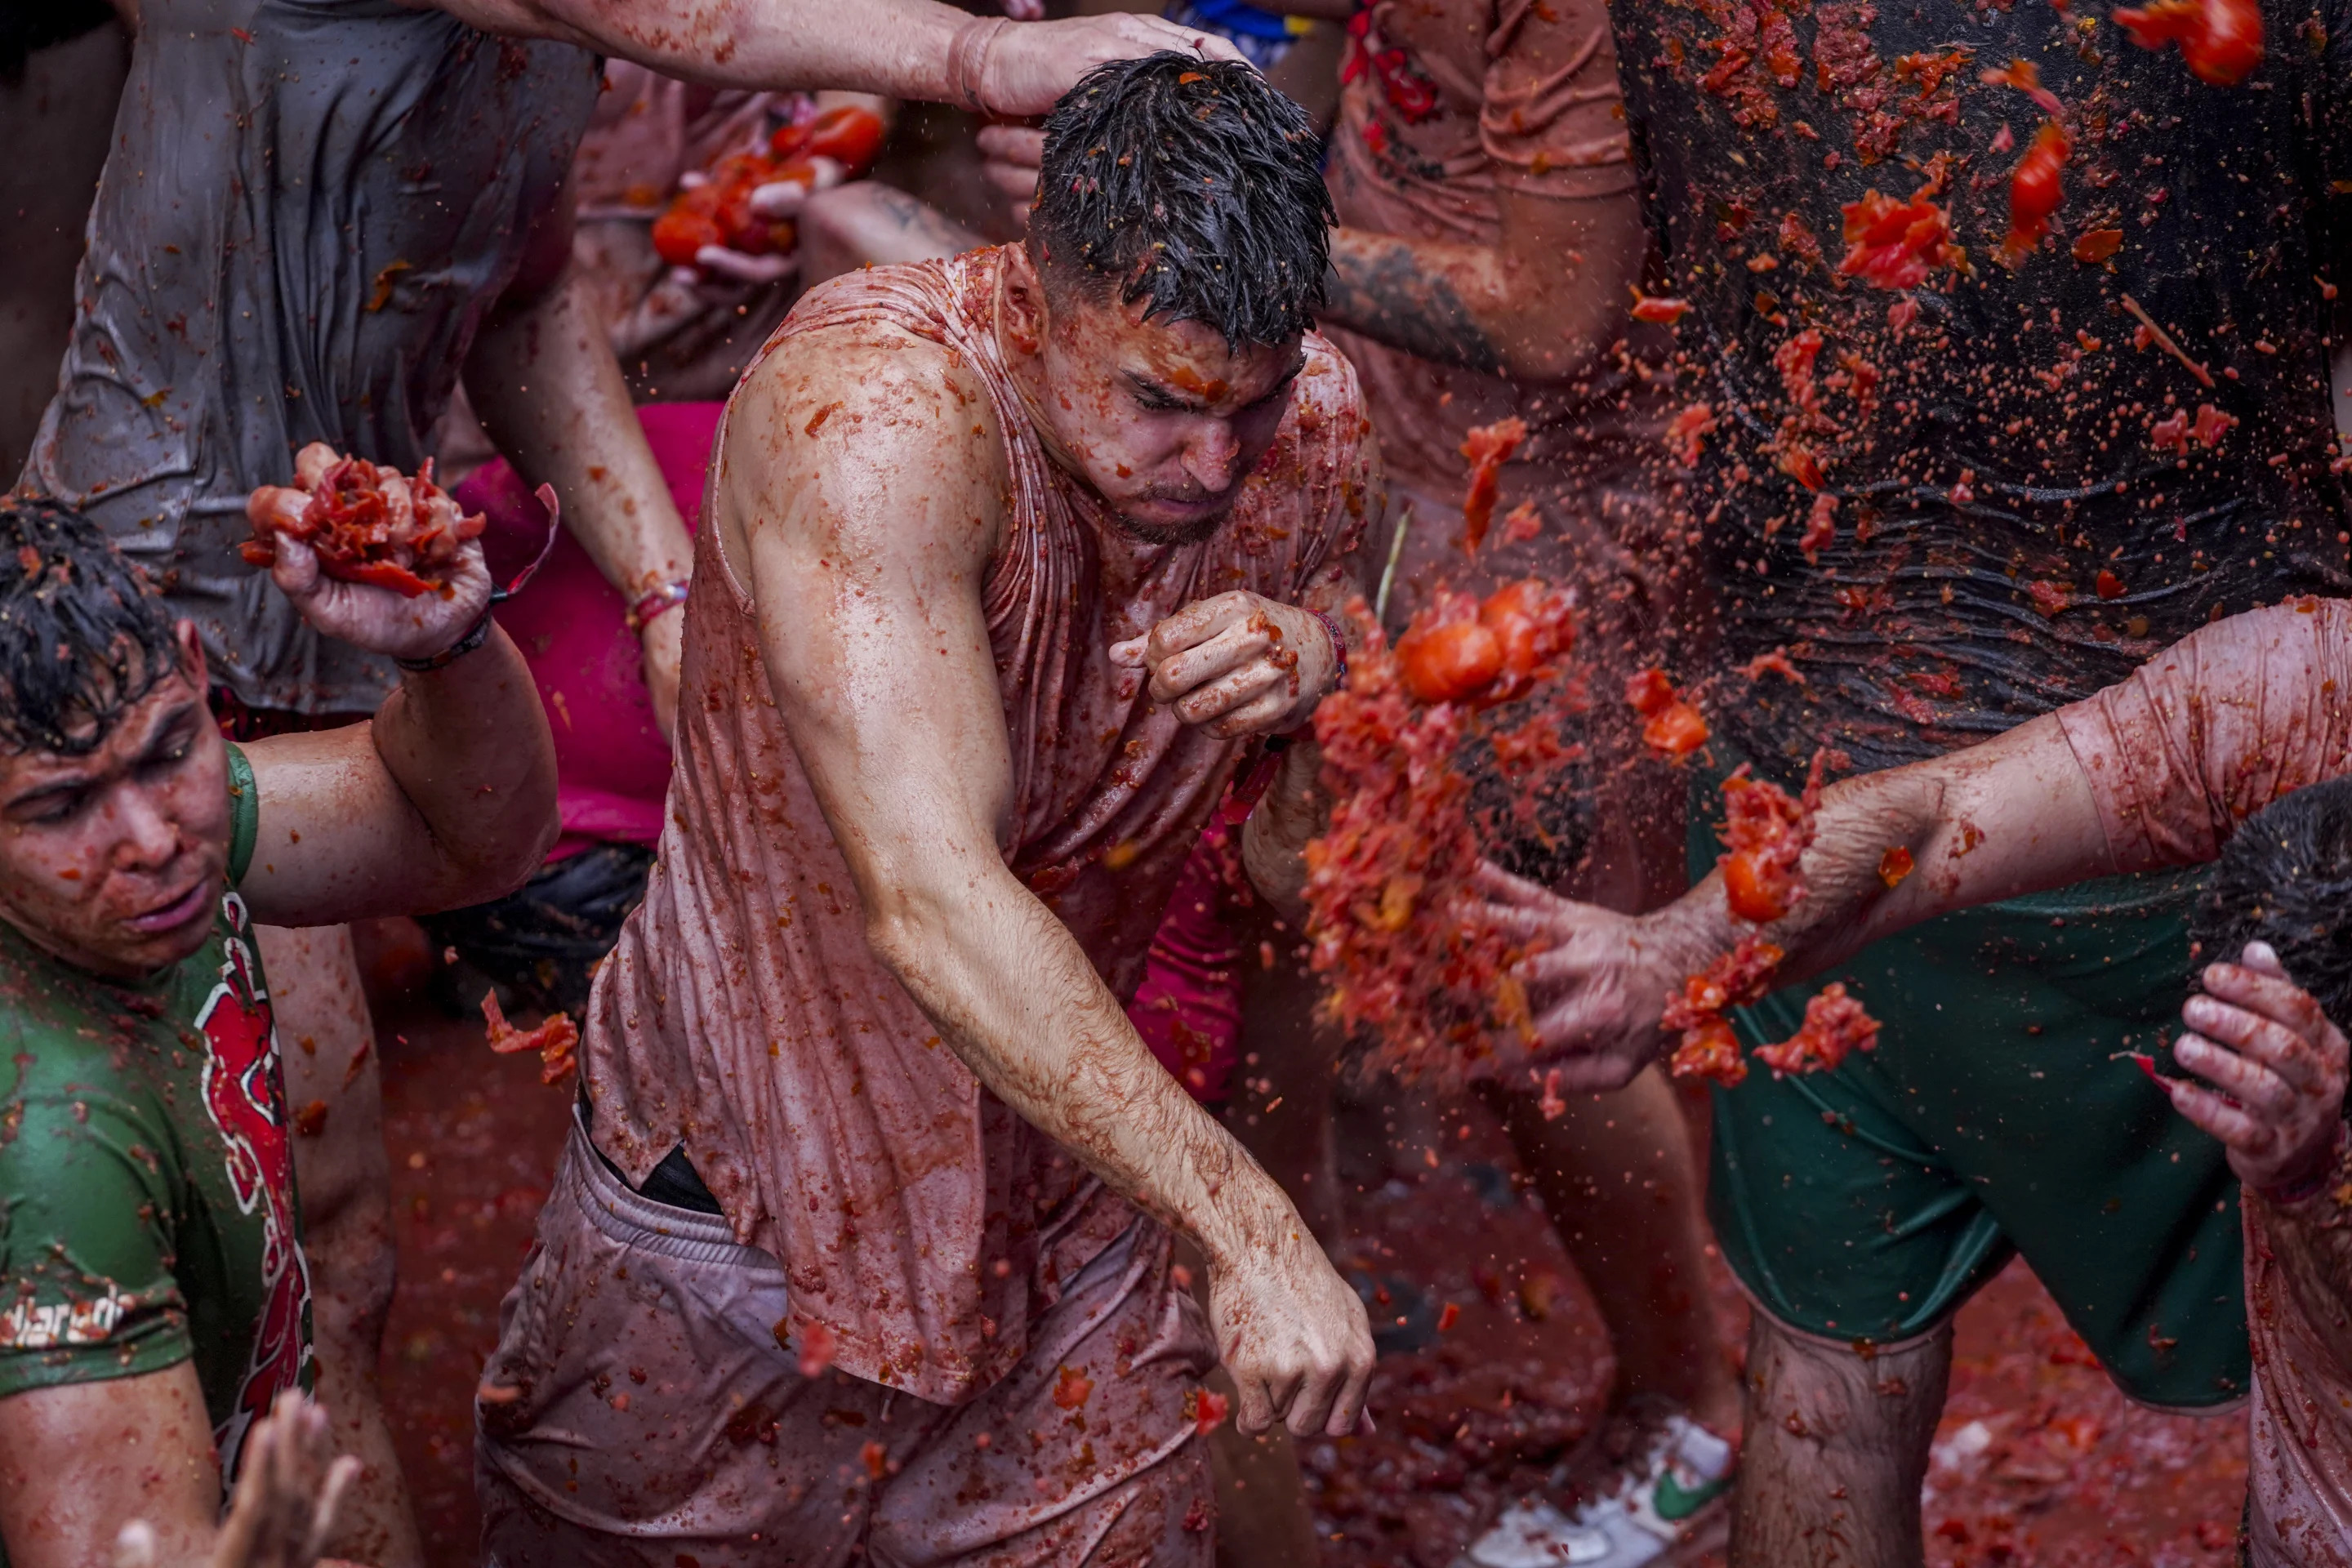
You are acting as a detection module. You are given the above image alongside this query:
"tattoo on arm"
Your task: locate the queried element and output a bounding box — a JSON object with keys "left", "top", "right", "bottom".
{"left": 1321, "top": 239, "right": 1503, "bottom": 375}
{"left": 868, "top": 185, "right": 981, "bottom": 254}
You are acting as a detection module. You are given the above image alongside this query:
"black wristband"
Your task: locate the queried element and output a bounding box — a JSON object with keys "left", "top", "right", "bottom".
{"left": 394, "top": 606, "right": 495, "bottom": 673}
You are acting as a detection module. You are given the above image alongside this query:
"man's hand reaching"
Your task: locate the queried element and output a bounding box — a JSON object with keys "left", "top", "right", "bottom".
{"left": 112, "top": 1392, "right": 360, "bottom": 1568}
{"left": 1472, "top": 863, "right": 1715, "bottom": 1091}
{"left": 1114, "top": 591, "right": 1343, "bottom": 739}
{"left": 971, "top": 16, "right": 1244, "bottom": 118}
{"left": 2160, "top": 942, "right": 2350, "bottom": 1196}
{"left": 975, "top": 123, "right": 1043, "bottom": 232}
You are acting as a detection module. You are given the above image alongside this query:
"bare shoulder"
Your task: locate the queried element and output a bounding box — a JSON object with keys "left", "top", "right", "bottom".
{"left": 715, "top": 301, "right": 1009, "bottom": 577}
{"left": 1292, "top": 331, "right": 1368, "bottom": 439}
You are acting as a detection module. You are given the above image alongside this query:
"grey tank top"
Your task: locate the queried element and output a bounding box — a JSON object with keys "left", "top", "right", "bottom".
{"left": 20, "top": 0, "right": 598, "bottom": 713}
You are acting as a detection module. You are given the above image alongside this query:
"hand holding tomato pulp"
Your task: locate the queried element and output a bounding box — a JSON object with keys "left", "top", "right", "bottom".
{"left": 652, "top": 106, "right": 889, "bottom": 268}
{"left": 242, "top": 443, "right": 483, "bottom": 598}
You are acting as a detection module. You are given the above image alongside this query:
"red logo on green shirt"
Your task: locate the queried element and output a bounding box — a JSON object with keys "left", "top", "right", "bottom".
{"left": 191, "top": 892, "right": 312, "bottom": 1482}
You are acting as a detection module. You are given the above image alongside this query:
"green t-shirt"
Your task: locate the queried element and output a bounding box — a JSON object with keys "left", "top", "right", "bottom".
{"left": 0, "top": 743, "right": 314, "bottom": 1496}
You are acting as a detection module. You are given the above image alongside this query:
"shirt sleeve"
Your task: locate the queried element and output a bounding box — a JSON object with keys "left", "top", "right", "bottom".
{"left": 226, "top": 741, "right": 258, "bottom": 887}
{"left": 0, "top": 1093, "right": 194, "bottom": 1400}
{"left": 1480, "top": 0, "right": 1638, "bottom": 200}
{"left": 2056, "top": 600, "right": 2352, "bottom": 872}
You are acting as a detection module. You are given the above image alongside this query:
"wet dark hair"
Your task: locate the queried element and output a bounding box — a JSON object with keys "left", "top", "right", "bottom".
{"left": 1028, "top": 52, "right": 1334, "bottom": 349}
{"left": 0, "top": 495, "right": 182, "bottom": 756}
{"left": 2187, "top": 777, "right": 2352, "bottom": 1031}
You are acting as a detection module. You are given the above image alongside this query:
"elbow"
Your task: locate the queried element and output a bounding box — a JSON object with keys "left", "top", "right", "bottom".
{"left": 442, "top": 798, "right": 560, "bottom": 909}
{"left": 858, "top": 877, "right": 959, "bottom": 987}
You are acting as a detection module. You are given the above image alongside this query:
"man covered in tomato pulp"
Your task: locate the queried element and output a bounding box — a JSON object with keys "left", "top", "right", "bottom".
{"left": 1510, "top": 0, "right": 2352, "bottom": 1556}
{"left": 473, "top": 57, "right": 1382, "bottom": 1565}
{"left": 0, "top": 493, "right": 557, "bottom": 1565}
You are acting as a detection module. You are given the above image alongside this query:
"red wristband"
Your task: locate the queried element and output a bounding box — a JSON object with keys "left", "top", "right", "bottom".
{"left": 625, "top": 579, "right": 691, "bottom": 633}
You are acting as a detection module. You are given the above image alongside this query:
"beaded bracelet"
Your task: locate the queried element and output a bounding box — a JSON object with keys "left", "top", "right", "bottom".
{"left": 1311, "top": 608, "right": 1349, "bottom": 688}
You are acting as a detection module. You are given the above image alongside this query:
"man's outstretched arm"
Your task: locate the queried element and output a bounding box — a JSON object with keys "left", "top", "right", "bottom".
{"left": 428, "top": 0, "right": 1238, "bottom": 113}
{"left": 1493, "top": 599, "right": 2352, "bottom": 1089}
{"left": 719, "top": 333, "right": 1373, "bottom": 1438}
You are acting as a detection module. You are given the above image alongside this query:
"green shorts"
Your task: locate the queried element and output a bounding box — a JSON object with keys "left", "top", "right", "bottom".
{"left": 1695, "top": 813, "right": 2248, "bottom": 1410}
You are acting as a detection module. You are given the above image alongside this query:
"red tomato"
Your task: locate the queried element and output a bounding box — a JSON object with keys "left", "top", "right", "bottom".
{"left": 1396, "top": 620, "right": 1505, "bottom": 705}
{"left": 2095, "top": 569, "right": 2126, "bottom": 599}
{"left": 2182, "top": 0, "right": 2263, "bottom": 82}
{"left": 1625, "top": 667, "right": 1677, "bottom": 717}
{"left": 1630, "top": 295, "right": 1691, "bottom": 325}
{"left": 2002, "top": 121, "right": 2070, "bottom": 259}
{"left": 1643, "top": 701, "right": 1712, "bottom": 755}
{"left": 1477, "top": 581, "right": 1561, "bottom": 678}
{"left": 653, "top": 205, "right": 725, "bottom": 267}
{"left": 804, "top": 106, "right": 889, "bottom": 173}
{"left": 1722, "top": 850, "right": 1788, "bottom": 923}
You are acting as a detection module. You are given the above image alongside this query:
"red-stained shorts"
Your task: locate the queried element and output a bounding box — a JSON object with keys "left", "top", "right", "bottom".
{"left": 475, "top": 1116, "right": 1217, "bottom": 1568}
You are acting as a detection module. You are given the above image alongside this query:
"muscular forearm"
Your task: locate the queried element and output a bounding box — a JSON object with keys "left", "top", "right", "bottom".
{"left": 1322, "top": 229, "right": 1509, "bottom": 376}
{"left": 870, "top": 872, "right": 1312, "bottom": 1272}
{"left": 464, "top": 274, "right": 693, "bottom": 605}
{"left": 372, "top": 630, "right": 560, "bottom": 903}
{"left": 1655, "top": 715, "right": 2115, "bottom": 988}
{"left": 441, "top": 0, "right": 967, "bottom": 96}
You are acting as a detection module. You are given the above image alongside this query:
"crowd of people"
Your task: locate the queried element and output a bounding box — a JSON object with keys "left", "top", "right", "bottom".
{"left": 2, "top": 0, "right": 2350, "bottom": 1565}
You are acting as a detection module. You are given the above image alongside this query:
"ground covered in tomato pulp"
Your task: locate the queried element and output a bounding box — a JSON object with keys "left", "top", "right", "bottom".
{"left": 363, "top": 933, "right": 2246, "bottom": 1566}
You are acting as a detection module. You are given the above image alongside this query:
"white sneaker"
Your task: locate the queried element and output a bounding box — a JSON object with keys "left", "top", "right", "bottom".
{"left": 1455, "top": 1410, "right": 1735, "bottom": 1568}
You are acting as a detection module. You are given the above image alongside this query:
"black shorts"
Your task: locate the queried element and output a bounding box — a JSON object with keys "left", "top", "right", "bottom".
{"left": 420, "top": 844, "right": 655, "bottom": 1016}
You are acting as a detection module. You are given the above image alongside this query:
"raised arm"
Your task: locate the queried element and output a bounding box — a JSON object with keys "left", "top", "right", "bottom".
{"left": 426, "top": 0, "right": 1239, "bottom": 112}
{"left": 234, "top": 506, "right": 559, "bottom": 929}
{"left": 1495, "top": 600, "right": 2352, "bottom": 1088}
{"left": 717, "top": 332, "right": 1372, "bottom": 1437}
{"left": 465, "top": 179, "right": 695, "bottom": 737}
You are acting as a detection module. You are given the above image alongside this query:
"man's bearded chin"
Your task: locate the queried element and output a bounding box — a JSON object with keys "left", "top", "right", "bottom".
{"left": 1108, "top": 492, "right": 1236, "bottom": 547}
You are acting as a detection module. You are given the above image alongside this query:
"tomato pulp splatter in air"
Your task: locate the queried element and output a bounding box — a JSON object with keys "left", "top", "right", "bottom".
{"left": 1459, "top": 417, "right": 1530, "bottom": 552}
{"left": 1665, "top": 755, "right": 1885, "bottom": 1085}
{"left": 241, "top": 443, "right": 483, "bottom": 599}
{"left": 1716, "top": 757, "right": 1823, "bottom": 923}
{"left": 1626, "top": 667, "right": 1711, "bottom": 756}
{"left": 1307, "top": 574, "right": 1578, "bottom": 1079}
{"left": 482, "top": 992, "right": 580, "bottom": 1086}
{"left": 2112, "top": 0, "right": 2264, "bottom": 86}
{"left": 1837, "top": 188, "right": 1964, "bottom": 291}
{"left": 2001, "top": 120, "right": 2073, "bottom": 263}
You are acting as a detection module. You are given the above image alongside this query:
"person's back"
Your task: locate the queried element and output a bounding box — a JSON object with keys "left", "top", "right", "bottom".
{"left": 1579, "top": 5, "right": 2352, "bottom": 1558}
{"left": 23, "top": 0, "right": 598, "bottom": 715}
{"left": 1612, "top": 0, "right": 2352, "bottom": 773}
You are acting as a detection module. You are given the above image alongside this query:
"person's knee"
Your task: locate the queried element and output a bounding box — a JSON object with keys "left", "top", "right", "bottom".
{"left": 1743, "top": 1311, "right": 1951, "bottom": 1463}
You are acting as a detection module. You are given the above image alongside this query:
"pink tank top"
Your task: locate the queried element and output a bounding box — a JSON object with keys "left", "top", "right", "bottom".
{"left": 581, "top": 250, "right": 1371, "bottom": 1404}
